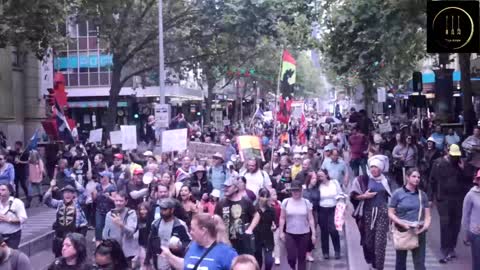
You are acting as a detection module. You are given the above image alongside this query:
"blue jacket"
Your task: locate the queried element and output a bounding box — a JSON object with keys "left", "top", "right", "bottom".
{"left": 0, "top": 163, "right": 15, "bottom": 187}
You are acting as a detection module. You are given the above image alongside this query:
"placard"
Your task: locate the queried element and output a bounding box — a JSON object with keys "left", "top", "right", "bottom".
{"left": 237, "top": 135, "right": 265, "bottom": 162}
{"left": 377, "top": 87, "right": 387, "bottom": 103}
{"left": 223, "top": 119, "right": 231, "bottom": 126}
{"left": 263, "top": 111, "right": 273, "bottom": 121}
{"left": 378, "top": 121, "right": 392, "bottom": 134}
{"left": 291, "top": 101, "right": 304, "bottom": 119}
{"left": 109, "top": 131, "right": 123, "bottom": 145}
{"left": 154, "top": 104, "right": 170, "bottom": 128}
{"left": 161, "top": 128, "right": 188, "bottom": 152}
{"left": 188, "top": 142, "right": 226, "bottom": 159}
{"left": 89, "top": 128, "right": 103, "bottom": 143}
{"left": 120, "top": 125, "right": 137, "bottom": 150}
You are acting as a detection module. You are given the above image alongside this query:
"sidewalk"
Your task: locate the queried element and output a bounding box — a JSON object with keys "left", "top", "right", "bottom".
{"left": 20, "top": 205, "right": 56, "bottom": 257}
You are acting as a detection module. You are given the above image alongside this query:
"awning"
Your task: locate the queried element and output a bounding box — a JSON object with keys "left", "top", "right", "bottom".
{"left": 68, "top": 101, "right": 128, "bottom": 108}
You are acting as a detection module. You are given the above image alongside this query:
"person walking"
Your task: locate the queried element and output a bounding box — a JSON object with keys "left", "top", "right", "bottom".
{"left": 0, "top": 183, "right": 27, "bottom": 249}
{"left": 462, "top": 169, "right": 480, "bottom": 270}
{"left": 0, "top": 234, "right": 33, "bottom": 270}
{"left": 302, "top": 172, "right": 320, "bottom": 262}
{"left": 388, "top": 168, "right": 431, "bottom": 270}
{"left": 253, "top": 188, "right": 276, "bottom": 270}
{"left": 47, "top": 233, "right": 92, "bottom": 270}
{"left": 350, "top": 155, "right": 392, "bottom": 270}
{"left": 348, "top": 127, "right": 368, "bottom": 177}
{"left": 279, "top": 181, "right": 316, "bottom": 270}
{"left": 27, "top": 150, "right": 45, "bottom": 206}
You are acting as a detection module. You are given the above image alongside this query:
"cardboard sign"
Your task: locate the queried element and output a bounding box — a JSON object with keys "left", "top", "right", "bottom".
{"left": 120, "top": 125, "right": 137, "bottom": 150}
{"left": 154, "top": 104, "right": 170, "bottom": 128}
{"left": 377, "top": 87, "right": 386, "bottom": 103}
{"left": 378, "top": 121, "right": 392, "bottom": 134}
{"left": 223, "top": 119, "right": 231, "bottom": 126}
{"left": 237, "top": 135, "right": 264, "bottom": 162}
{"left": 161, "top": 128, "right": 188, "bottom": 152}
{"left": 188, "top": 142, "right": 226, "bottom": 159}
{"left": 89, "top": 128, "right": 103, "bottom": 143}
{"left": 109, "top": 131, "right": 123, "bottom": 145}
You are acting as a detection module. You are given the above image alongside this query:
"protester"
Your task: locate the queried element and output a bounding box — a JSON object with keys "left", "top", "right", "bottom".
{"left": 231, "top": 254, "right": 260, "bottom": 270}
{"left": 94, "top": 239, "right": 129, "bottom": 270}
{"left": 47, "top": 233, "right": 92, "bottom": 270}
{"left": 348, "top": 126, "right": 368, "bottom": 177}
{"left": 0, "top": 183, "right": 27, "bottom": 249}
{"left": 93, "top": 171, "right": 117, "bottom": 245}
{"left": 0, "top": 153, "right": 15, "bottom": 189}
{"left": 388, "top": 168, "right": 431, "bottom": 270}
{"left": 253, "top": 188, "right": 276, "bottom": 270}
{"left": 12, "top": 141, "right": 30, "bottom": 207}
{"left": 462, "top": 169, "right": 480, "bottom": 270}
{"left": 0, "top": 234, "right": 33, "bottom": 270}
{"left": 28, "top": 150, "right": 45, "bottom": 205}
{"left": 279, "top": 181, "right": 316, "bottom": 270}
{"left": 240, "top": 159, "right": 272, "bottom": 197}
{"left": 302, "top": 172, "right": 320, "bottom": 262}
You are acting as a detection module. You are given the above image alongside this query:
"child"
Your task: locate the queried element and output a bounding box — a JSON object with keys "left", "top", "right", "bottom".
{"left": 269, "top": 188, "right": 282, "bottom": 265}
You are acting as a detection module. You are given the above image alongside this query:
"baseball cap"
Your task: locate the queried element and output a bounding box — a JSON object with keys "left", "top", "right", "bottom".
{"left": 448, "top": 144, "right": 461, "bottom": 157}
{"left": 211, "top": 189, "right": 221, "bottom": 198}
{"left": 158, "top": 198, "right": 177, "bottom": 209}
{"left": 114, "top": 153, "right": 124, "bottom": 159}
{"left": 61, "top": 185, "right": 76, "bottom": 193}
{"left": 223, "top": 177, "right": 240, "bottom": 187}
{"left": 99, "top": 171, "right": 113, "bottom": 179}
{"left": 133, "top": 168, "right": 144, "bottom": 175}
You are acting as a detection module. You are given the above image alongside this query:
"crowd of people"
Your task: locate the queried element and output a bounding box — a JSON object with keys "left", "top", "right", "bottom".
{"left": 0, "top": 107, "right": 478, "bottom": 270}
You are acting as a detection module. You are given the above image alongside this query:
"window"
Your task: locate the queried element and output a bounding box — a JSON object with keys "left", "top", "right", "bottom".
{"left": 78, "top": 21, "right": 87, "bottom": 37}
{"left": 11, "top": 47, "right": 21, "bottom": 67}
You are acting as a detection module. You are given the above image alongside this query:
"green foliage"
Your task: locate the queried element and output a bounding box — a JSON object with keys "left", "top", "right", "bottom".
{"left": 296, "top": 51, "right": 327, "bottom": 97}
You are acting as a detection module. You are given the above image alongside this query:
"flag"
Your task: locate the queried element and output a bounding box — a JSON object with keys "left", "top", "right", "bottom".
{"left": 276, "top": 97, "right": 292, "bottom": 124}
{"left": 25, "top": 129, "right": 40, "bottom": 153}
{"left": 298, "top": 112, "right": 307, "bottom": 145}
{"left": 281, "top": 50, "right": 296, "bottom": 85}
{"left": 54, "top": 100, "right": 75, "bottom": 144}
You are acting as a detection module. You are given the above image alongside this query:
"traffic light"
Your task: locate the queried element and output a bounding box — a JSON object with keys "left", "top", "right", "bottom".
{"left": 46, "top": 88, "right": 55, "bottom": 106}
{"left": 196, "top": 112, "right": 201, "bottom": 116}
{"left": 134, "top": 113, "right": 139, "bottom": 119}
{"left": 412, "top": 71, "right": 423, "bottom": 92}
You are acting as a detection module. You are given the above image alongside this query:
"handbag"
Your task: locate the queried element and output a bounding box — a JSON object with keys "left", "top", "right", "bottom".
{"left": 392, "top": 191, "right": 422, "bottom": 250}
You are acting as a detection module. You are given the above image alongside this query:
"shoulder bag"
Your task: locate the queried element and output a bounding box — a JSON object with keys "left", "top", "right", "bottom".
{"left": 392, "top": 191, "right": 422, "bottom": 250}
{"left": 192, "top": 242, "right": 217, "bottom": 270}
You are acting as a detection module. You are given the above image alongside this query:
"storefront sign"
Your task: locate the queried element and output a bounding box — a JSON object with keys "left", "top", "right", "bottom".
{"left": 188, "top": 142, "right": 226, "bottom": 159}
{"left": 161, "top": 129, "right": 188, "bottom": 152}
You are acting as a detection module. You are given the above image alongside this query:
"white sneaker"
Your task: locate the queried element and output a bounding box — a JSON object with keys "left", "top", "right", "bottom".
{"left": 306, "top": 254, "right": 315, "bottom": 262}
{"left": 275, "top": 258, "right": 280, "bottom": 265}
{"left": 92, "top": 237, "right": 96, "bottom": 242}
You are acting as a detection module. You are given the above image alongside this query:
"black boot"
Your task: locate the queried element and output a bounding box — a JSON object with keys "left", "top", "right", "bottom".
{"left": 25, "top": 197, "right": 31, "bottom": 208}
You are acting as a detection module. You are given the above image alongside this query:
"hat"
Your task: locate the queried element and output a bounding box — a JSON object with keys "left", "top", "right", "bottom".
{"left": 426, "top": 136, "right": 436, "bottom": 143}
{"left": 133, "top": 168, "right": 144, "bottom": 175}
{"left": 223, "top": 177, "right": 241, "bottom": 187}
{"left": 448, "top": 144, "right": 461, "bottom": 157}
{"left": 293, "top": 153, "right": 302, "bottom": 159}
{"left": 324, "top": 144, "right": 334, "bottom": 151}
{"left": 325, "top": 135, "right": 331, "bottom": 140}
{"left": 195, "top": 165, "right": 206, "bottom": 172}
{"left": 283, "top": 143, "right": 291, "bottom": 148}
{"left": 143, "top": 151, "right": 154, "bottom": 157}
{"left": 368, "top": 155, "right": 389, "bottom": 172}
{"left": 212, "top": 152, "right": 224, "bottom": 160}
{"left": 114, "top": 153, "right": 124, "bottom": 159}
{"left": 61, "top": 185, "right": 76, "bottom": 193}
{"left": 211, "top": 189, "right": 221, "bottom": 198}
{"left": 158, "top": 198, "right": 177, "bottom": 209}
{"left": 289, "top": 181, "right": 302, "bottom": 191}
{"left": 226, "top": 139, "right": 231, "bottom": 143}
{"left": 99, "top": 171, "right": 113, "bottom": 179}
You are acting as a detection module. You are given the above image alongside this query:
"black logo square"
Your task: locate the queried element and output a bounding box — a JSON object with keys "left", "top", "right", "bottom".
{"left": 427, "top": 1, "right": 480, "bottom": 53}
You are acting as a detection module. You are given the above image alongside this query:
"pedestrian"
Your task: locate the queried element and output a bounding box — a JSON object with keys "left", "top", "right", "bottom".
{"left": 27, "top": 149, "right": 45, "bottom": 205}
{"left": 47, "top": 232, "right": 92, "bottom": 270}
{"left": 0, "top": 183, "right": 27, "bottom": 249}
{"left": 12, "top": 142, "right": 31, "bottom": 208}
{"left": 253, "top": 188, "right": 276, "bottom": 270}
{"left": 291, "top": 154, "right": 303, "bottom": 179}
{"left": 317, "top": 169, "right": 343, "bottom": 260}
{"left": 279, "top": 181, "right": 316, "bottom": 270}
{"left": 102, "top": 192, "right": 138, "bottom": 265}
{"left": 348, "top": 126, "right": 368, "bottom": 177}
{"left": 388, "top": 168, "right": 431, "bottom": 270}
{"left": 302, "top": 172, "right": 320, "bottom": 262}
{"left": 0, "top": 153, "right": 15, "bottom": 190}
{"left": 44, "top": 182, "right": 88, "bottom": 257}
{"left": 321, "top": 149, "right": 349, "bottom": 188}
{"left": 240, "top": 159, "right": 272, "bottom": 197}
{"left": 430, "top": 125, "right": 446, "bottom": 152}
{"left": 461, "top": 169, "right": 480, "bottom": 270}
{"left": 269, "top": 188, "right": 282, "bottom": 265}
{"left": 428, "top": 144, "right": 468, "bottom": 263}
{"left": 214, "top": 176, "right": 260, "bottom": 255}
{"left": 392, "top": 134, "right": 418, "bottom": 187}
{"left": 94, "top": 239, "right": 129, "bottom": 270}
{"left": 0, "top": 234, "right": 33, "bottom": 270}
{"left": 177, "top": 185, "right": 198, "bottom": 227}
{"left": 93, "top": 171, "right": 117, "bottom": 246}
{"left": 126, "top": 168, "right": 148, "bottom": 210}
{"left": 208, "top": 153, "right": 229, "bottom": 197}
{"left": 189, "top": 165, "right": 213, "bottom": 201}
{"left": 52, "top": 159, "right": 75, "bottom": 199}
{"left": 175, "top": 156, "right": 192, "bottom": 183}
{"left": 92, "top": 153, "right": 108, "bottom": 181}
{"left": 350, "top": 155, "right": 392, "bottom": 270}
{"left": 294, "top": 159, "right": 312, "bottom": 185}
{"left": 160, "top": 213, "right": 238, "bottom": 270}
{"left": 231, "top": 254, "right": 260, "bottom": 270}
{"left": 144, "top": 198, "right": 191, "bottom": 270}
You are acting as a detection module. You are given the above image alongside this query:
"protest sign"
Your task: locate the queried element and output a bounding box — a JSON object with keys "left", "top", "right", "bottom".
{"left": 237, "top": 135, "right": 264, "bottom": 162}
{"left": 378, "top": 121, "right": 392, "bottom": 134}
{"left": 263, "top": 111, "right": 273, "bottom": 121}
{"left": 109, "top": 131, "right": 123, "bottom": 145}
{"left": 223, "top": 119, "right": 231, "bottom": 126}
{"left": 89, "top": 128, "right": 103, "bottom": 143}
{"left": 161, "top": 129, "right": 188, "bottom": 152}
{"left": 188, "top": 142, "right": 226, "bottom": 159}
{"left": 120, "top": 125, "right": 137, "bottom": 150}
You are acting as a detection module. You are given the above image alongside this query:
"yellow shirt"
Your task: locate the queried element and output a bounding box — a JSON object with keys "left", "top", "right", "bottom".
{"left": 291, "top": 164, "right": 302, "bottom": 179}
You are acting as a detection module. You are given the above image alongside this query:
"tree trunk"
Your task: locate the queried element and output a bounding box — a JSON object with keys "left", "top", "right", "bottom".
{"left": 105, "top": 64, "right": 123, "bottom": 137}
{"left": 361, "top": 79, "right": 373, "bottom": 116}
{"left": 459, "top": 53, "right": 476, "bottom": 134}
{"left": 204, "top": 68, "right": 216, "bottom": 125}
{"left": 234, "top": 79, "right": 241, "bottom": 122}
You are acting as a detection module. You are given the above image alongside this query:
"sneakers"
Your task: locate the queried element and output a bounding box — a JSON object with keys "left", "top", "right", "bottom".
{"left": 306, "top": 254, "right": 315, "bottom": 262}
{"left": 323, "top": 254, "right": 330, "bottom": 260}
{"left": 335, "top": 252, "right": 341, "bottom": 260}
{"left": 274, "top": 258, "right": 280, "bottom": 265}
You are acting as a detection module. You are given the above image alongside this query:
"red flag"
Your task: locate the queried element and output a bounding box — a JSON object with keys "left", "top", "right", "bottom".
{"left": 298, "top": 113, "right": 307, "bottom": 144}
{"left": 276, "top": 97, "right": 292, "bottom": 124}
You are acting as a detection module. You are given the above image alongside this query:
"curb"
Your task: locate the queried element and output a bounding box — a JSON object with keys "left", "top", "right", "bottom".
{"left": 19, "top": 230, "right": 54, "bottom": 257}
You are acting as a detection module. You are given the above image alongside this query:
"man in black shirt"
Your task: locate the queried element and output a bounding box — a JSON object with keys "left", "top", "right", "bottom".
{"left": 215, "top": 176, "right": 260, "bottom": 255}
{"left": 12, "top": 142, "right": 30, "bottom": 207}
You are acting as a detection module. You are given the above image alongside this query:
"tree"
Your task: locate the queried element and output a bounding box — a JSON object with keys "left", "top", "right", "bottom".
{"left": 0, "top": 0, "right": 72, "bottom": 59}
{"left": 459, "top": 53, "right": 476, "bottom": 134}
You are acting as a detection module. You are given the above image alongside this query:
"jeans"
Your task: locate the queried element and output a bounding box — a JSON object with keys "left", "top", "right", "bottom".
{"left": 29, "top": 183, "right": 43, "bottom": 200}
{"left": 285, "top": 233, "right": 310, "bottom": 270}
{"left": 395, "top": 231, "right": 426, "bottom": 270}
{"left": 468, "top": 232, "right": 480, "bottom": 270}
{"left": 350, "top": 158, "right": 367, "bottom": 177}
{"left": 254, "top": 246, "right": 273, "bottom": 270}
{"left": 15, "top": 174, "right": 30, "bottom": 199}
{"left": 437, "top": 199, "right": 462, "bottom": 256}
{"left": 318, "top": 206, "right": 340, "bottom": 255}
{"left": 95, "top": 212, "right": 106, "bottom": 240}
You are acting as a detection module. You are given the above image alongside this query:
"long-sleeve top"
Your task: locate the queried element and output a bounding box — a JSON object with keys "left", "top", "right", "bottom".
{"left": 102, "top": 208, "right": 139, "bottom": 257}
{"left": 462, "top": 186, "right": 480, "bottom": 235}
{"left": 348, "top": 133, "right": 368, "bottom": 160}
{"left": 392, "top": 144, "right": 417, "bottom": 167}
{"left": 0, "top": 163, "right": 15, "bottom": 187}
{"left": 428, "top": 157, "right": 469, "bottom": 201}
{"left": 43, "top": 188, "right": 88, "bottom": 230}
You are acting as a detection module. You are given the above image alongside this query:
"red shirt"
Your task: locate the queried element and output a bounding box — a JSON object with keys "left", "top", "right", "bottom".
{"left": 349, "top": 133, "right": 368, "bottom": 160}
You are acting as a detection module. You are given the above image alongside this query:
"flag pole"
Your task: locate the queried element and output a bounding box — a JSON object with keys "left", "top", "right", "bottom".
{"left": 271, "top": 49, "right": 284, "bottom": 169}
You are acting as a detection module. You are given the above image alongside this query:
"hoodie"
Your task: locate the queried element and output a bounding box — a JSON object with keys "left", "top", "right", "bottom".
{"left": 102, "top": 208, "right": 139, "bottom": 257}
{"left": 462, "top": 186, "right": 480, "bottom": 235}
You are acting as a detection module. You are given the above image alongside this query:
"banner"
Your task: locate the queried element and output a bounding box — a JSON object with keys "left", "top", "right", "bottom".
{"left": 237, "top": 135, "right": 264, "bottom": 162}
{"left": 109, "top": 131, "right": 123, "bottom": 145}
{"left": 291, "top": 101, "right": 304, "bottom": 119}
{"left": 161, "top": 129, "right": 188, "bottom": 152}
{"left": 120, "top": 125, "right": 137, "bottom": 150}
{"left": 378, "top": 121, "right": 392, "bottom": 134}
{"left": 89, "top": 128, "right": 103, "bottom": 143}
{"left": 377, "top": 87, "right": 387, "bottom": 103}
{"left": 188, "top": 142, "right": 226, "bottom": 159}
